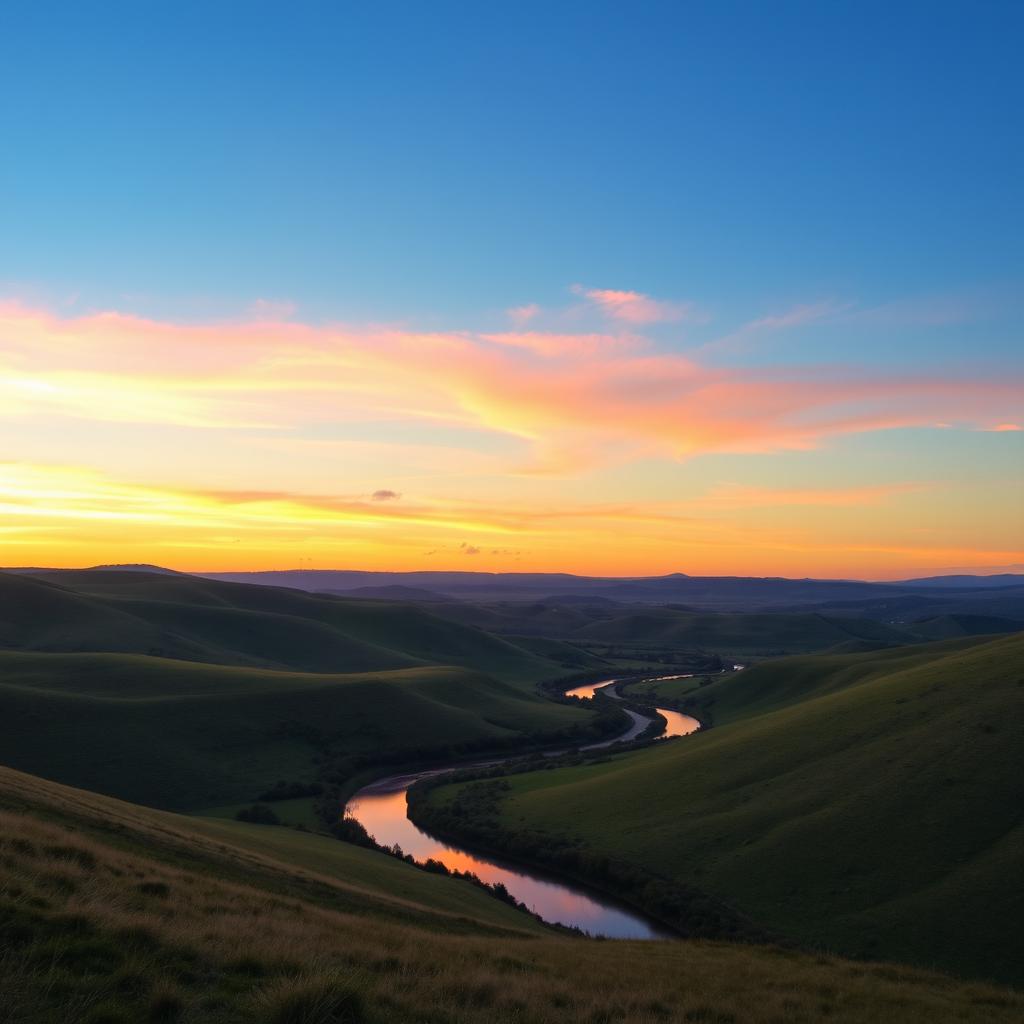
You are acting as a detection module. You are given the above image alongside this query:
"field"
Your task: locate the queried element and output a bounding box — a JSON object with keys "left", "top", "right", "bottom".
{"left": 0, "top": 651, "right": 592, "bottom": 810}
{"left": 0, "top": 569, "right": 625, "bottom": 810}
{"left": 0, "top": 570, "right": 568, "bottom": 682}
{"left": 421, "top": 632, "right": 1024, "bottom": 985}
{"left": 2, "top": 763, "right": 1021, "bottom": 1024}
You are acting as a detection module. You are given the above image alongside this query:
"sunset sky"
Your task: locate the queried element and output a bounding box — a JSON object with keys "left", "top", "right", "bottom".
{"left": 2, "top": 3, "right": 1021, "bottom": 579}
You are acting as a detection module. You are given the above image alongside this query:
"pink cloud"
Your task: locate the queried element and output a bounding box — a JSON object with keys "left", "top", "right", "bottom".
{"left": 1, "top": 299, "right": 1021, "bottom": 471}
{"left": 573, "top": 285, "right": 698, "bottom": 325}
{"left": 697, "top": 482, "right": 928, "bottom": 508}
{"left": 984, "top": 423, "right": 1022, "bottom": 432}
{"left": 506, "top": 303, "right": 540, "bottom": 325}
{"left": 480, "top": 331, "right": 643, "bottom": 358}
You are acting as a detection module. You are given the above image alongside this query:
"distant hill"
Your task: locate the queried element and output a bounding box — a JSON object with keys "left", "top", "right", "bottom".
{"left": 197, "top": 567, "right": 1024, "bottom": 610}
{"left": 0, "top": 652, "right": 586, "bottom": 809}
{"left": 0, "top": 568, "right": 603, "bottom": 808}
{"left": 0, "top": 569, "right": 559, "bottom": 680}
{"left": 896, "top": 573, "right": 1024, "bottom": 588}
{"left": 322, "top": 584, "right": 454, "bottom": 602}
{"left": 197, "top": 569, "right": 911, "bottom": 608}
{"left": 16, "top": 563, "right": 1024, "bottom": 610}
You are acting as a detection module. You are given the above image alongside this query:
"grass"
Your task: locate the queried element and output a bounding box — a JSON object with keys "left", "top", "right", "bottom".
{"left": 423, "top": 632, "right": 1024, "bottom": 985}
{"left": 571, "top": 609, "right": 917, "bottom": 655}
{"left": 0, "top": 651, "right": 586, "bottom": 810}
{"left": 0, "top": 570, "right": 562, "bottom": 684}
{"left": 2, "top": 763, "right": 1021, "bottom": 1023}
{"left": 198, "top": 798, "right": 323, "bottom": 831}
{"left": 618, "top": 675, "right": 707, "bottom": 704}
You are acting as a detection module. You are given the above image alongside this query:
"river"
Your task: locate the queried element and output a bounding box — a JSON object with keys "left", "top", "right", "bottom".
{"left": 343, "top": 676, "right": 700, "bottom": 938}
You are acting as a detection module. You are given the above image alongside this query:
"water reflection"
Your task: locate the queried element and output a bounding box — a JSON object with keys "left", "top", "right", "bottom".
{"left": 344, "top": 674, "right": 700, "bottom": 939}
{"left": 564, "top": 678, "right": 619, "bottom": 700}
{"left": 658, "top": 708, "right": 701, "bottom": 737}
{"left": 565, "top": 677, "right": 700, "bottom": 739}
{"left": 345, "top": 780, "right": 670, "bottom": 938}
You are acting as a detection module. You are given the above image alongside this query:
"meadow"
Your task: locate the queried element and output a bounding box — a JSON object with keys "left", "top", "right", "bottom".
{"left": 419, "top": 633, "right": 1024, "bottom": 985}
{"left": 2, "top": 763, "right": 1021, "bottom": 1024}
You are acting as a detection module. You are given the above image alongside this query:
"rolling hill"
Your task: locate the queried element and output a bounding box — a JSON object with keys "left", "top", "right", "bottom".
{"left": 2, "top": 762, "right": 1020, "bottom": 1024}
{"left": 0, "top": 569, "right": 617, "bottom": 811}
{"left": 0, "top": 651, "right": 594, "bottom": 811}
{"left": 420, "top": 632, "right": 1024, "bottom": 985}
{"left": 1, "top": 570, "right": 565, "bottom": 682}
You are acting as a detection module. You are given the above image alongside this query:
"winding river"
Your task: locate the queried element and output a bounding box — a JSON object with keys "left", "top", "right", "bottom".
{"left": 344, "top": 676, "right": 700, "bottom": 938}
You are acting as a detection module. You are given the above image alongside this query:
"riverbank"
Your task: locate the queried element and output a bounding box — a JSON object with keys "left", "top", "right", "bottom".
{"left": 343, "top": 675, "right": 711, "bottom": 937}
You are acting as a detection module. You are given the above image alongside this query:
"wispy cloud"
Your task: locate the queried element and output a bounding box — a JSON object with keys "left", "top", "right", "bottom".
{"left": 698, "top": 300, "right": 841, "bottom": 355}
{"left": 696, "top": 482, "right": 929, "bottom": 508}
{"left": 506, "top": 303, "right": 540, "bottom": 326}
{"left": 572, "top": 285, "right": 701, "bottom": 325}
{"left": 2, "top": 300, "right": 1021, "bottom": 478}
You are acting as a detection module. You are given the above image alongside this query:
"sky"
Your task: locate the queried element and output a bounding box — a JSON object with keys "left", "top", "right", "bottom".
{"left": 1, "top": 1, "right": 1021, "bottom": 579}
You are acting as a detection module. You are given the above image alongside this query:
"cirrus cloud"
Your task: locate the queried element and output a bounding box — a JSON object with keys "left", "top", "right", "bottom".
{"left": 572, "top": 284, "right": 701, "bottom": 324}
{"left": 1, "top": 298, "right": 1020, "bottom": 478}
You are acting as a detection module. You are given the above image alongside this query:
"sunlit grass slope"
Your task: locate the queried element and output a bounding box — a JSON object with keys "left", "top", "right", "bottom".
{"left": 0, "top": 651, "right": 582, "bottom": 809}
{"left": 427, "top": 633, "right": 1024, "bottom": 984}
{"left": 2, "top": 764, "right": 1021, "bottom": 1024}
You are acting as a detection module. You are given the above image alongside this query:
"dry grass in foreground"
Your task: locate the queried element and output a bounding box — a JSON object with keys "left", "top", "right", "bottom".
{"left": 1, "top": 784, "right": 1022, "bottom": 1024}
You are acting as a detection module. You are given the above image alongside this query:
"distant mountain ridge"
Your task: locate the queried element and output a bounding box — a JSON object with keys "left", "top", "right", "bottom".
{"left": 894, "top": 573, "right": 1024, "bottom": 588}
{"left": 193, "top": 568, "right": 1024, "bottom": 610}
{"left": 8, "top": 564, "right": 1024, "bottom": 610}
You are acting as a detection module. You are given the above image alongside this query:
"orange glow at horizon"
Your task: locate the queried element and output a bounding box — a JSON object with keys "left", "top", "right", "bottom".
{"left": 1, "top": 299, "right": 1021, "bottom": 581}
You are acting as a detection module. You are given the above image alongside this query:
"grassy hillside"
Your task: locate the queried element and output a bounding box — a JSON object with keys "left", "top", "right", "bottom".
{"left": 2, "top": 764, "right": 1020, "bottom": 1024}
{"left": 571, "top": 609, "right": 917, "bottom": 654}
{"left": 0, "top": 650, "right": 590, "bottom": 810}
{"left": 425, "top": 597, "right": 1013, "bottom": 659}
{"left": 2, "top": 570, "right": 560, "bottom": 683}
{"left": 422, "top": 633, "right": 1024, "bottom": 984}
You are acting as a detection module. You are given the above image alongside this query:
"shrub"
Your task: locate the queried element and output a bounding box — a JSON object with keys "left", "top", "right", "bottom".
{"left": 235, "top": 804, "right": 281, "bottom": 825}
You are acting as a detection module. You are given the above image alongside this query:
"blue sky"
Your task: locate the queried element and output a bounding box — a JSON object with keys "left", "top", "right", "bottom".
{"left": 3, "top": 1, "right": 1022, "bottom": 335}
{"left": 0, "top": 2, "right": 1021, "bottom": 577}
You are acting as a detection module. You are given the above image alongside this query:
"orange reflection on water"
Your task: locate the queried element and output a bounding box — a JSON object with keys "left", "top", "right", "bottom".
{"left": 564, "top": 678, "right": 618, "bottom": 700}
{"left": 344, "top": 784, "right": 669, "bottom": 938}
{"left": 658, "top": 708, "right": 701, "bottom": 737}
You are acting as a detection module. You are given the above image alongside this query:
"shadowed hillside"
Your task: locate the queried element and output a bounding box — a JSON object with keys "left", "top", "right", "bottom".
{"left": 0, "top": 652, "right": 594, "bottom": 810}
{"left": 1, "top": 570, "right": 569, "bottom": 681}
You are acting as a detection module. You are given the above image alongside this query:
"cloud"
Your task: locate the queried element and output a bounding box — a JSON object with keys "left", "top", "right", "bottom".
{"left": 698, "top": 301, "right": 841, "bottom": 355}
{"left": 572, "top": 285, "right": 699, "bottom": 325}
{"left": 982, "top": 423, "right": 1022, "bottom": 432}
{"left": 480, "top": 331, "right": 642, "bottom": 358}
{"left": 506, "top": 303, "right": 540, "bottom": 325}
{"left": 248, "top": 298, "right": 297, "bottom": 321}
{"left": 697, "top": 482, "right": 928, "bottom": 508}
{"left": 1, "top": 299, "right": 1021, "bottom": 477}
{"left": 460, "top": 542, "right": 481, "bottom": 555}
{"left": 371, "top": 489, "right": 401, "bottom": 501}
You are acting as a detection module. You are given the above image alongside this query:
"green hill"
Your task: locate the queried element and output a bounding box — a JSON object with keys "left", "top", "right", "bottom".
{"left": 421, "top": 633, "right": 1024, "bottom": 984}
{"left": 0, "top": 651, "right": 587, "bottom": 810}
{"left": 2, "top": 764, "right": 1020, "bottom": 1024}
{"left": 1, "top": 570, "right": 560, "bottom": 682}
{"left": 571, "top": 609, "right": 917, "bottom": 654}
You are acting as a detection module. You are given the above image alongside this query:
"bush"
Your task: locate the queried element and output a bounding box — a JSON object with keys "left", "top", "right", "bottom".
{"left": 235, "top": 804, "right": 281, "bottom": 825}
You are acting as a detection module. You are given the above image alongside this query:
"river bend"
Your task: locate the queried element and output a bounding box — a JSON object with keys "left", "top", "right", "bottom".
{"left": 344, "top": 676, "right": 699, "bottom": 938}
